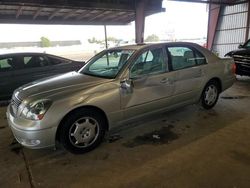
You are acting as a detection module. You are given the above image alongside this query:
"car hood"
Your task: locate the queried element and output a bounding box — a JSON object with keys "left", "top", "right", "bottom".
{"left": 16, "top": 71, "right": 111, "bottom": 100}
{"left": 225, "top": 48, "right": 250, "bottom": 56}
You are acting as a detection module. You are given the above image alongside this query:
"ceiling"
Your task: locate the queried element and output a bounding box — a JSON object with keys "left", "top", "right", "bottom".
{"left": 0, "top": 0, "right": 164, "bottom": 25}
{"left": 170, "top": 0, "right": 247, "bottom": 5}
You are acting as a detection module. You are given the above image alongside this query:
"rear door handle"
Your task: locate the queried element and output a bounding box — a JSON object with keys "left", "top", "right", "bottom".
{"left": 194, "top": 69, "right": 202, "bottom": 78}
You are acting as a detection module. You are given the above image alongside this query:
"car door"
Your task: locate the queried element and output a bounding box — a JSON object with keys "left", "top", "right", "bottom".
{"left": 166, "top": 45, "right": 207, "bottom": 104}
{"left": 121, "top": 47, "right": 177, "bottom": 120}
{"left": 11, "top": 54, "right": 57, "bottom": 89}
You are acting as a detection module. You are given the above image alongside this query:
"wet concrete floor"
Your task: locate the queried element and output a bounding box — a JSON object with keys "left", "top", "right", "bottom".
{"left": 0, "top": 76, "right": 250, "bottom": 188}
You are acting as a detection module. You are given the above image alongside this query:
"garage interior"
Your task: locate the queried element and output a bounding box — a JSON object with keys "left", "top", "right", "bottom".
{"left": 1, "top": 0, "right": 250, "bottom": 187}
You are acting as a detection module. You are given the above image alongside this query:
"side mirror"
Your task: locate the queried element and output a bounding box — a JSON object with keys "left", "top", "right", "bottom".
{"left": 238, "top": 44, "right": 243, "bottom": 49}
{"left": 120, "top": 78, "right": 133, "bottom": 94}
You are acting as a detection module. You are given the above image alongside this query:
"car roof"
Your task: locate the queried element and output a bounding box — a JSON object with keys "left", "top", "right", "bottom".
{"left": 0, "top": 52, "right": 72, "bottom": 60}
{"left": 108, "top": 42, "right": 204, "bottom": 51}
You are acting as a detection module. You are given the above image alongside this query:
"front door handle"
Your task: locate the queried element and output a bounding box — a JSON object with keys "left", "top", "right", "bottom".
{"left": 160, "top": 78, "right": 173, "bottom": 85}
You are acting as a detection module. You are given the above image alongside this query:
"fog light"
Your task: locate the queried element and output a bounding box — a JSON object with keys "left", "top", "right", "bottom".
{"left": 20, "top": 139, "right": 40, "bottom": 147}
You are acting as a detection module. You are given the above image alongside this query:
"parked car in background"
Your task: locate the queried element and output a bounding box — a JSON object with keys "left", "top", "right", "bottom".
{"left": 7, "top": 42, "right": 235, "bottom": 154}
{"left": 0, "top": 52, "right": 84, "bottom": 100}
{"left": 225, "top": 39, "right": 250, "bottom": 76}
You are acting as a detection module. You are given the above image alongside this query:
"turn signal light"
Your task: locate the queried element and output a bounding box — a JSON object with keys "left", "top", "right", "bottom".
{"left": 232, "top": 63, "right": 236, "bottom": 74}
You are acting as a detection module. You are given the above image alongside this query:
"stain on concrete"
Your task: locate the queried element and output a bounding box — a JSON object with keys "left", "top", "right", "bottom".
{"left": 221, "top": 96, "right": 249, "bottom": 100}
{"left": 107, "top": 134, "right": 122, "bottom": 143}
{"left": 123, "top": 126, "right": 179, "bottom": 148}
{"left": 208, "top": 111, "right": 218, "bottom": 116}
{"left": 61, "top": 159, "right": 71, "bottom": 166}
{"left": 10, "top": 145, "right": 23, "bottom": 155}
{"left": 9, "top": 139, "right": 23, "bottom": 155}
{"left": 203, "top": 116, "right": 208, "bottom": 119}
{"left": 101, "top": 153, "right": 109, "bottom": 160}
{"left": 17, "top": 173, "right": 22, "bottom": 183}
{"left": 230, "top": 151, "right": 250, "bottom": 166}
{"left": 0, "top": 126, "right": 6, "bottom": 129}
{"left": 170, "top": 120, "right": 180, "bottom": 124}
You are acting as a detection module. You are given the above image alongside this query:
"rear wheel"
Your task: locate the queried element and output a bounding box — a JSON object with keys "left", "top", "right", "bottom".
{"left": 60, "top": 110, "right": 106, "bottom": 154}
{"left": 201, "top": 80, "right": 220, "bottom": 109}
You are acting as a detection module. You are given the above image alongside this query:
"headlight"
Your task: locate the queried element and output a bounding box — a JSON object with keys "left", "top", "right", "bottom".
{"left": 20, "top": 99, "right": 52, "bottom": 120}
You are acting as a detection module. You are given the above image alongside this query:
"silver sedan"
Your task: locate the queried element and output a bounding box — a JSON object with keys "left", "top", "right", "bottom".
{"left": 6, "top": 42, "right": 235, "bottom": 154}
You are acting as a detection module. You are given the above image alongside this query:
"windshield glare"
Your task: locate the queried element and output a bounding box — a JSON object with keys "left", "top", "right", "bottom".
{"left": 81, "top": 49, "right": 135, "bottom": 79}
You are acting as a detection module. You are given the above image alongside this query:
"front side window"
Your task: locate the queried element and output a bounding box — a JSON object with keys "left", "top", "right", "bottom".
{"left": 167, "top": 46, "right": 206, "bottom": 71}
{"left": 81, "top": 49, "right": 134, "bottom": 79}
{"left": 130, "top": 48, "right": 166, "bottom": 78}
{"left": 24, "top": 56, "right": 50, "bottom": 68}
{"left": 0, "top": 56, "right": 26, "bottom": 70}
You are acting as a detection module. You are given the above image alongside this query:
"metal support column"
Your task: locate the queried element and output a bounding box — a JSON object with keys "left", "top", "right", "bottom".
{"left": 245, "top": 1, "right": 250, "bottom": 41}
{"left": 207, "top": 3, "right": 221, "bottom": 50}
{"left": 135, "top": 0, "right": 147, "bottom": 44}
{"left": 104, "top": 25, "right": 108, "bottom": 49}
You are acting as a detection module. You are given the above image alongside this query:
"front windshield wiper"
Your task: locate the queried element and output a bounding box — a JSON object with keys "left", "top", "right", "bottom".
{"left": 81, "top": 72, "right": 114, "bottom": 79}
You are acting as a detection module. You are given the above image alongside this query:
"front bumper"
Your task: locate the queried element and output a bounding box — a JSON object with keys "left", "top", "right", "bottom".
{"left": 6, "top": 106, "right": 57, "bottom": 149}
{"left": 236, "top": 63, "right": 250, "bottom": 76}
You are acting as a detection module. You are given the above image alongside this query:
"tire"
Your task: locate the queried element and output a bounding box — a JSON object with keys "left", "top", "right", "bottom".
{"left": 201, "top": 80, "right": 220, "bottom": 109}
{"left": 59, "top": 109, "right": 106, "bottom": 154}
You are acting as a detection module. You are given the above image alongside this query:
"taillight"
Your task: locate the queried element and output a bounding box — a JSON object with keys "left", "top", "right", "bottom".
{"left": 232, "top": 63, "right": 236, "bottom": 74}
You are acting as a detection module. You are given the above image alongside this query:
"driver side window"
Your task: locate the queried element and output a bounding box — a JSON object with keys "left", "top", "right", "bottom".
{"left": 130, "top": 48, "right": 166, "bottom": 78}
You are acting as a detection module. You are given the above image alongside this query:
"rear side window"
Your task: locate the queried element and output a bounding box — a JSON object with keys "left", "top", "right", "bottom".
{"left": 48, "top": 56, "right": 67, "bottom": 65}
{"left": 130, "top": 48, "right": 166, "bottom": 78}
{"left": 167, "top": 46, "right": 206, "bottom": 71}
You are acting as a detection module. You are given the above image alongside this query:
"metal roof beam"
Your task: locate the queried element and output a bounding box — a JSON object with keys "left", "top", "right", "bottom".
{"left": 16, "top": 5, "right": 23, "bottom": 18}
{"left": 88, "top": 10, "right": 108, "bottom": 22}
{"left": 33, "top": 7, "right": 43, "bottom": 20}
{"left": 169, "top": 0, "right": 245, "bottom": 5}
{"left": 48, "top": 8, "right": 61, "bottom": 20}
{"left": 99, "top": 11, "right": 127, "bottom": 22}
{"left": 0, "top": 0, "right": 135, "bottom": 11}
{"left": 63, "top": 9, "right": 80, "bottom": 20}
{"left": 76, "top": 10, "right": 95, "bottom": 21}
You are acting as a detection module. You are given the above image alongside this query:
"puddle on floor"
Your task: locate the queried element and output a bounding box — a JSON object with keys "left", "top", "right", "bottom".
{"left": 107, "top": 134, "right": 123, "bottom": 143}
{"left": 230, "top": 150, "right": 250, "bottom": 166}
{"left": 123, "top": 126, "right": 179, "bottom": 148}
{"left": 221, "top": 96, "right": 249, "bottom": 100}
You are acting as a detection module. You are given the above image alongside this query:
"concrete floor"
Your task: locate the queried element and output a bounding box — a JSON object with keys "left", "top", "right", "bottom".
{"left": 0, "top": 77, "right": 250, "bottom": 188}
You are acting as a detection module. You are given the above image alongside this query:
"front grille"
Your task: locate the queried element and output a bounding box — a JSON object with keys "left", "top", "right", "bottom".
{"left": 11, "top": 94, "right": 22, "bottom": 115}
{"left": 233, "top": 55, "right": 250, "bottom": 65}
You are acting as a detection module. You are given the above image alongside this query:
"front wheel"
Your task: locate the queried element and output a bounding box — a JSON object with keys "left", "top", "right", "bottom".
{"left": 59, "top": 110, "right": 106, "bottom": 154}
{"left": 201, "top": 80, "right": 220, "bottom": 109}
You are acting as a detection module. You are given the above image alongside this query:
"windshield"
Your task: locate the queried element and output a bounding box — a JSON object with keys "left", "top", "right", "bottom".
{"left": 80, "top": 49, "right": 135, "bottom": 79}
{"left": 243, "top": 40, "right": 250, "bottom": 48}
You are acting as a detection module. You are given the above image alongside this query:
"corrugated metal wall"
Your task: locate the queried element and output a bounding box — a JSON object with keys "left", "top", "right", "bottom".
{"left": 212, "top": 2, "right": 249, "bottom": 57}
